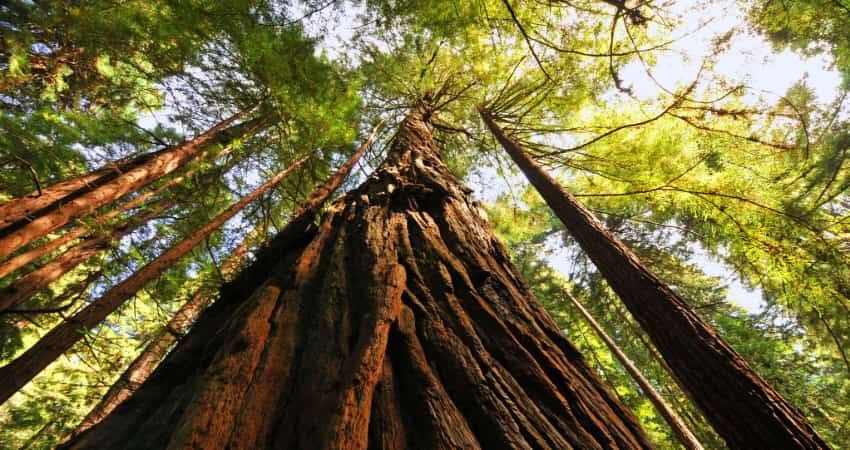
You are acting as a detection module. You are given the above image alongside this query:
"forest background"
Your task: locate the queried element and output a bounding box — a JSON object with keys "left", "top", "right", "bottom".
{"left": 0, "top": 0, "right": 849, "bottom": 447}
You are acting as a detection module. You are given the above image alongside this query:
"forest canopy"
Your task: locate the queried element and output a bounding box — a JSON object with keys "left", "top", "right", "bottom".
{"left": 0, "top": 0, "right": 848, "bottom": 448}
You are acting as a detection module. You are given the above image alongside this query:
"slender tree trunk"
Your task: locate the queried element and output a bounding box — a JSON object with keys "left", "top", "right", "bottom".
{"left": 0, "top": 198, "right": 173, "bottom": 312}
{"left": 563, "top": 289, "right": 704, "bottom": 450}
{"left": 62, "top": 106, "right": 653, "bottom": 450}
{"left": 0, "top": 143, "right": 238, "bottom": 280}
{"left": 0, "top": 151, "right": 165, "bottom": 230}
{"left": 0, "top": 151, "right": 311, "bottom": 405}
{"left": 480, "top": 108, "right": 830, "bottom": 449}
{"left": 0, "top": 106, "right": 266, "bottom": 259}
{"left": 64, "top": 223, "right": 266, "bottom": 441}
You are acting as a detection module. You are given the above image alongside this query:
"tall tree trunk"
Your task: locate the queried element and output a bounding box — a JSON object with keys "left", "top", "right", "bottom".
{"left": 0, "top": 143, "right": 238, "bottom": 280}
{"left": 0, "top": 198, "right": 174, "bottom": 313}
{"left": 0, "top": 106, "right": 266, "bottom": 259}
{"left": 563, "top": 289, "right": 704, "bottom": 450}
{"left": 64, "top": 223, "right": 264, "bottom": 441}
{"left": 0, "top": 151, "right": 165, "bottom": 230}
{"left": 62, "top": 106, "right": 653, "bottom": 450}
{"left": 0, "top": 152, "right": 312, "bottom": 405}
{"left": 0, "top": 105, "right": 255, "bottom": 232}
{"left": 479, "top": 108, "right": 830, "bottom": 449}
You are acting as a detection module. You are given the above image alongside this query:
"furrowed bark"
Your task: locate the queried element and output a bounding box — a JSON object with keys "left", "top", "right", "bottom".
{"left": 0, "top": 152, "right": 311, "bottom": 405}
{"left": 62, "top": 107, "right": 652, "bottom": 449}
{"left": 480, "top": 108, "right": 830, "bottom": 449}
{"left": 64, "top": 224, "right": 263, "bottom": 441}
{"left": 0, "top": 106, "right": 266, "bottom": 259}
{"left": 0, "top": 198, "right": 174, "bottom": 313}
{"left": 61, "top": 122, "right": 380, "bottom": 449}
{"left": 0, "top": 143, "right": 238, "bottom": 280}
{"left": 563, "top": 289, "right": 704, "bottom": 450}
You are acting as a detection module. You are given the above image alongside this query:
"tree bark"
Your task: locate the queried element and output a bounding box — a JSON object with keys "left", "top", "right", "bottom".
{"left": 479, "top": 108, "right": 830, "bottom": 449}
{"left": 0, "top": 106, "right": 265, "bottom": 259}
{"left": 0, "top": 151, "right": 312, "bottom": 405}
{"left": 64, "top": 223, "right": 263, "bottom": 441}
{"left": 563, "top": 289, "right": 704, "bottom": 450}
{"left": 0, "top": 198, "right": 173, "bottom": 313}
{"left": 0, "top": 143, "right": 238, "bottom": 280}
{"left": 0, "top": 151, "right": 164, "bottom": 230}
{"left": 62, "top": 106, "right": 653, "bottom": 450}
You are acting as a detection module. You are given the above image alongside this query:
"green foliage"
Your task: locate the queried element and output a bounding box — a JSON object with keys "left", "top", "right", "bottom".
{"left": 1, "top": 0, "right": 849, "bottom": 447}
{"left": 748, "top": 0, "right": 850, "bottom": 86}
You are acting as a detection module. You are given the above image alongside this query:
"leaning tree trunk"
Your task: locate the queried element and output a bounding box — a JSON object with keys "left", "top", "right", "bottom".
{"left": 0, "top": 198, "right": 174, "bottom": 313}
{"left": 562, "top": 289, "right": 704, "bottom": 450}
{"left": 62, "top": 105, "right": 653, "bottom": 450}
{"left": 0, "top": 106, "right": 266, "bottom": 259}
{"left": 0, "top": 149, "right": 168, "bottom": 230}
{"left": 0, "top": 141, "right": 239, "bottom": 280}
{"left": 479, "top": 108, "right": 830, "bottom": 449}
{"left": 0, "top": 152, "right": 312, "bottom": 405}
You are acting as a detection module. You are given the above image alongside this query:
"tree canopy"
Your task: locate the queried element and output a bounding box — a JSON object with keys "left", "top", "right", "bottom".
{"left": 1, "top": 0, "right": 848, "bottom": 447}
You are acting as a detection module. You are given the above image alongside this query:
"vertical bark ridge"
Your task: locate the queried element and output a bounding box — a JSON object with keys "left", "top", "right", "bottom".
{"left": 62, "top": 123, "right": 382, "bottom": 450}
{"left": 479, "top": 108, "right": 830, "bottom": 449}
{"left": 61, "top": 106, "right": 653, "bottom": 449}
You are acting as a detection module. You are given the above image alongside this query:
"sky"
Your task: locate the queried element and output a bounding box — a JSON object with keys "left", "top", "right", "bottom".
{"left": 138, "top": 0, "right": 844, "bottom": 314}
{"left": 455, "top": 0, "right": 842, "bottom": 313}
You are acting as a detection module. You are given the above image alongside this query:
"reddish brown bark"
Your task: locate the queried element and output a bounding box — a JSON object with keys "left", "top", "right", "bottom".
{"left": 0, "top": 143, "right": 238, "bottom": 280}
{"left": 0, "top": 152, "right": 311, "bottom": 405}
{"left": 0, "top": 106, "right": 265, "bottom": 259}
{"left": 563, "top": 289, "right": 704, "bottom": 450}
{"left": 62, "top": 107, "right": 652, "bottom": 450}
{"left": 480, "top": 108, "right": 830, "bottom": 449}
{"left": 63, "top": 223, "right": 265, "bottom": 441}
{"left": 0, "top": 151, "right": 164, "bottom": 230}
{"left": 0, "top": 198, "right": 173, "bottom": 313}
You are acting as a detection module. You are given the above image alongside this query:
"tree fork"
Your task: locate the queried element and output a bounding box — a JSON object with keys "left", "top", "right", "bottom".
{"left": 479, "top": 107, "right": 830, "bottom": 449}
{"left": 563, "top": 289, "right": 704, "bottom": 450}
{"left": 0, "top": 151, "right": 312, "bottom": 405}
{"left": 63, "top": 105, "right": 654, "bottom": 449}
{"left": 0, "top": 105, "right": 267, "bottom": 259}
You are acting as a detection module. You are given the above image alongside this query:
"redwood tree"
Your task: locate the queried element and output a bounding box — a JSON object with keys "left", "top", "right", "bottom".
{"left": 0, "top": 198, "right": 174, "bottom": 313}
{"left": 0, "top": 151, "right": 312, "bottom": 404}
{"left": 0, "top": 105, "right": 266, "bottom": 259}
{"left": 62, "top": 104, "right": 654, "bottom": 449}
{"left": 480, "top": 108, "right": 831, "bottom": 449}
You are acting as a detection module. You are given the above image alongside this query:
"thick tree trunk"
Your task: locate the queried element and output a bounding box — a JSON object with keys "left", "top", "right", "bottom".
{"left": 0, "top": 152, "right": 312, "bottom": 405}
{"left": 0, "top": 198, "right": 173, "bottom": 312}
{"left": 0, "top": 143, "right": 238, "bottom": 280}
{"left": 563, "top": 289, "right": 704, "bottom": 450}
{"left": 0, "top": 107, "right": 265, "bottom": 259}
{"left": 64, "top": 223, "right": 265, "bottom": 440}
{"left": 62, "top": 106, "right": 653, "bottom": 450}
{"left": 480, "top": 108, "right": 830, "bottom": 449}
